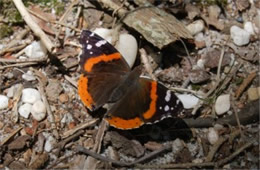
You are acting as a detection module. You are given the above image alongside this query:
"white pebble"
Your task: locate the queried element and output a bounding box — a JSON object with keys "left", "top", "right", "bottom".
{"left": 24, "top": 41, "right": 47, "bottom": 58}
{"left": 22, "top": 70, "right": 36, "bottom": 81}
{"left": 207, "top": 128, "right": 219, "bottom": 145}
{"left": 172, "top": 138, "right": 184, "bottom": 154}
{"left": 93, "top": 28, "right": 137, "bottom": 68}
{"left": 44, "top": 135, "right": 56, "bottom": 152}
{"left": 22, "top": 88, "right": 41, "bottom": 104}
{"left": 0, "top": 95, "right": 9, "bottom": 110}
{"left": 116, "top": 34, "right": 137, "bottom": 68}
{"left": 215, "top": 94, "right": 230, "bottom": 115}
{"left": 186, "top": 20, "right": 205, "bottom": 35}
{"left": 244, "top": 21, "right": 255, "bottom": 35}
{"left": 175, "top": 93, "right": 199, "bottom": 109}
{"left": 31, "top": 100, "right": 46, "bottom": 121}
{"left": 18, "top": 103, "right": 32, "bottom": 118}
{"left": 230, "top": 26, "right": 250, "bottom": 46}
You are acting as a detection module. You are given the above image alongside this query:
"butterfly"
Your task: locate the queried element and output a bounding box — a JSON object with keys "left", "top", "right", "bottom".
{"left": 78, "top": 30, "right": 184, "bottom": 129}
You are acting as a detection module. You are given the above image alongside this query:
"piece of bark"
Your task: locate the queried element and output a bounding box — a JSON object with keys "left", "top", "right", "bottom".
{"left": 97, "top": 0, "right": 192, "bottom": 49}
{"left": 104, "top": 131, "right": 145, "bottom": 157}
{"left": 123, "top": 7, "right": 193, "bottom": 49}
{"left": 8, "top": 135, "right": 31, "bottom": 150}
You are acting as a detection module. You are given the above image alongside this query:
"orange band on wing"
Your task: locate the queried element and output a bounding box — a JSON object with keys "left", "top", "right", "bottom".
{"left": 143, "top": 81, "right": 158, "bottom": 120}
{"left": 78, "top": 74, "right": 94, "bottom": 110}
{"left": 84, "top": 53, "right": 121, "bottom": 72}
{"left": 106, "top": 116, "right": 144, "bottom": 130}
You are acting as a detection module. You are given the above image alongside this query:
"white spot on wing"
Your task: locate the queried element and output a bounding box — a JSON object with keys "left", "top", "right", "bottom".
{"left": 90, "top": 32, "right": 95, "bottom": 37}
{"left": 159, "top": 106, "right": 162, "bottom": 110}
{"left": 171, "top": 107, "right": 174, "bottom": 110}
{"left": 90, "top": 51, "right": 93, "bottom": 54}
{"left": 165, "top": 90, "right": 171, "bottom": 102}
{"left": 95, "top": 40, "right": 107, "bottom": 47}
{"left": 87, "top": 44, "right": 92, "bottom": 50}
{"left": 164, "top": 105, "right": 169, "bottom": 112}
{"left": 176, "top": 99, "right": 180, "bottom": 104}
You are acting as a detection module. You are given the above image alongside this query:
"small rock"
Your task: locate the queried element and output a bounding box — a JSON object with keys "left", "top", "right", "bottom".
{"left": 0, "top": 95, "right": 9, "bottom": 110}
{"left": 230, "top": 26, "right": 250, "bottom": 46}
{"left": 59, "top": 93, "right": 69, "bottom": 103}
{"left": 247, "top": 87, "right": 259, "bottom": 101}
{"left": 186, "top": 20, "right": 205, "bottom": 35}
{"left": 196, "top": 59, "right": 206, "bottom": 69}
{"left": 172, "top": 138, "right": 184, "bottom": 154}
{"left": 207, "top": 128, "right": 219, "bottom": 145}
{"left": 116, "top": 33, "right": 138, "bottom": 68}
{"left": 24, "top": 41, "right": 47, "bottom": 58}
{"left": 18, "top": 103, "right": 32, "bottom": 119}
{"left": 22, "top": 88, "right": 41, "bottom": 104}
{"left": 176, "top": 93, "right": 199, "bottom": 109}
{"left": 189, "top": 69, "right": 210, "bottom": 84}
{"left": 244, "top": 21, "right": 255, "bottom": 35}
{"left": 93, "top": 28, "right": 137, "bottom": 68}
{"left": 7, "top": 84, "right": 23, "bottom": 98}
{"left": 6, "top": 72, "right": 14, "bottom": 79}
{"left": 46, "top": 79, "right": 63, "bottom": 102}
{"left": 22, "top": 70, "right": 36, "bottom": 81}
{"left": 31, "top": 100, "right": 46, "bottom": 121}
{"left": 208, "top": 5, "right": 221, "bottom": 20}
{"left": 215, "top": 94, "right": 230, "bottom": 115}
{"left": 235, "top": 0, "right": 250, "bottom": 11}
{"left": 44, "top": 135, "right": 56, "bottom": 152}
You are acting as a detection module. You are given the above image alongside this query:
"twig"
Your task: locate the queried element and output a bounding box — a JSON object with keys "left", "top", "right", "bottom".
{"left": 191, "top": 62, "right": 242, "bottom": 115}
{"left": 32, "top": 69, "right": 59, "bottom": 139}
{"left": 0, "top": 43, "right": 28, "bottom": 55}
{"left": 12, "top": 0, "right": 55, "bottom": 53}
{"left": 216, "top": 43, "right": 227, "bottom": 81}
{"left": 136, "top": 162, "right": 215, "bottom": 169}
{"left": 11, "top": 84, "right": 23, "bottom": 123}
{"left": 169, "top": 87, "right": 199, "bottom": 95}
{"left": 0, "top": 56, "right": 47, "bottom": 63}
{"left": 205, "top": 136, "right": 228, "bottom": 162}
{"left": 230, "top": 96, "right": 243, "bottom": 136}
{"left": 0, "top": 127, "right": 23, "bottom": 146}
{"left": 27, "top": 8, "right": 81, "bottom": 33}
{"left": 0, "top": 62, "right": 39, "bottom": 70}
{"left": 64, "top": 75, "right": 78, "bottom": 88}
{"left": 97, "top": 0, "right": 128, "bottom": 17}
{"left": 55, "top": 130, "right": 85, "bottom": 156}
{"left": 235, "top": 71, "right": 257, "bottom": 99}
{"left": 0, "top": 28, "right": 30, "bottom": 55}
{"left": 75, "top": 143, "right": 172, "bottom": 167}
{"left": 216, "top": 140, "right": 255, "bottom": 167}
{"left": 85, "top": 119, "right": 108, "bottom": 169}
{"left": 62, "top": 119, "right": 98, "bottom": 138}
{"left": 139, "top": 48, "right": 157, "bottom": 80}
{"left": 55, "top": 0, "right": 79, "bottom": 40}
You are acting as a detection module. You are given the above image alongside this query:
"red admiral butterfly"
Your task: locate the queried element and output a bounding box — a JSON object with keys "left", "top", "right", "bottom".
{"left": 78, "top": 30, "right": 184, "bottom": 129}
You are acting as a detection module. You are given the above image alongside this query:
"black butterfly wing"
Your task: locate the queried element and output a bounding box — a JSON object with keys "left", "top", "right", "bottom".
{"left": 78, "top": 30, "right": 130, "bottom": 111}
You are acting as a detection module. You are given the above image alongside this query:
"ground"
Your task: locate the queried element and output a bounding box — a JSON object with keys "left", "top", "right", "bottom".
{"left": 0, "top": 0, "right": 259, "bottom": 169}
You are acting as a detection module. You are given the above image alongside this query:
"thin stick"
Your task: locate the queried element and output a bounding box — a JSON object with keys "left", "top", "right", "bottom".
{"left": 216, "top": 140, "right": 255, "bottom": 167}
{"left": 216, "top": 46, "right": 226, "bottom": 81}
{"left": 27, "top": 8, "right": 81, "bottom": 32}
{"left": 139, "top": 48, "right": 157, "bottom": 80}
{"left": 230, "top": 96, "right": 243, "bottom": 136}
{"left": 75, "top": 144, "right": 172, "bottom": 167}
{"left": 0, "top": 56, "right": 47, "bottom": 63}
{"left": 0, "top": 28, "right": 30, "bottom": 55}
{"left": 32, "top": 69, "right": 59, "bottom": 139}
{"left": 12, "top": 0, "right": 55, "bottom": 53}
